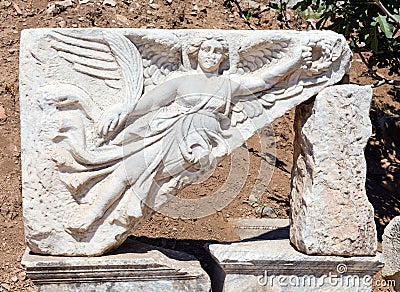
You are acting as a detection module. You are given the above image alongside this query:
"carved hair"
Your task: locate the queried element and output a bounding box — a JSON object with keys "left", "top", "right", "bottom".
{"left": 182, "top": 37, "right": 230, "bottom": 73}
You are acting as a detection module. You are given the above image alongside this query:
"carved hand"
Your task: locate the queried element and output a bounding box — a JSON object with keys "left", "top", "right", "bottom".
{"left": 97, "top": 103, "right": 131, "bottom": 138}
{"left": 301, "top": 45, "right": 313, "bottom": 70}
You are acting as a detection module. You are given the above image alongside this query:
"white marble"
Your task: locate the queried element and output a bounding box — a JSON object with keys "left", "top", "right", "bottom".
{"left": 382, "top": 216, "right": 400, "bottom": 278}
{"left": 230, "top": 218, "right": 289, "bottom": 240}
{"left": 208, "top": 238, "right": 383, "bottom": 292}
{"left": 290, "top": 85, "right": 377, "bottom": 256}
{"left": 20, "top": 28, "right": 351, "bottom": 255}
{"left": 22, "top": 239, "right": 210, "bottom": 291}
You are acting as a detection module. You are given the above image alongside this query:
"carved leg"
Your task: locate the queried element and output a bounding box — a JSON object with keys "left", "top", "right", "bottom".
{"left": 65, "top": 153, "right": 145, "bottom": 234}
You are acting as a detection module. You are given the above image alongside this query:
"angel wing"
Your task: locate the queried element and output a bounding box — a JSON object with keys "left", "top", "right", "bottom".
{"left": 230, "top": 34, "right": 342, "bottom": 127}
{"left": 126, "top": 32, "right": 182, "bottom": 92}
{"left": 47, "top": 30, "right": 144, "bottom": 110}
{"left": 236, "top": 37, "right": 291, "bottom": 74}
{"left": 230, "top": 36, "right": 298, "bottom": 126}
{"left": 36, "top": 30, "right": 183, "bottom": 139}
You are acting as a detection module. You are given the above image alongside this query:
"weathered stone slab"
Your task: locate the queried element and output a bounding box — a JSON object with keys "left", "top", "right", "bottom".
{"left": 207, "top": 238, "right": 383, "bottom": 292}
{"left": 231, "top": 218, "right": 289, "bottom": 240}
{"left": 290, "top": 84, "right": 377, "bottom": 256}
{"left": 20, "top": 28, "right": 351, "bottom": 255}
{"left": 382, "top": 216, "right": 400, "bottom": 289}
{"left": 22, "top": 239, "right": 210, "bottom": 292}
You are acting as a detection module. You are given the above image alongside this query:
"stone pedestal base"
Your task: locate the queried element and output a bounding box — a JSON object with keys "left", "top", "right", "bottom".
{"left": 22, "top": 239, "right": 210, "bottom": 292}
{"left": 207, "top": 239, "right": 383, "bottom": 292}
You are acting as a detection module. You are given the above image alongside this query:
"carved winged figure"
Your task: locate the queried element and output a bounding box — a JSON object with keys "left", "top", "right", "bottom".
{"left": 34, "top": 30, "right": 345, "bottom": 235}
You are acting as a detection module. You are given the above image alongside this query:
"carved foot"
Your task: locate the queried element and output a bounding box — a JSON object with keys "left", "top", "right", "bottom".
{"left": 65, "top": 204, "right": 101, "bottom": 234}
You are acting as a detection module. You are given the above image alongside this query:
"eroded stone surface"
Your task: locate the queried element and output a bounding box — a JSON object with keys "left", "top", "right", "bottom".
{"left": 290, "top": 84, "right": 377, "bottom": 256}
{"left": 382, "top": 216, "right": 400, "bottom": 277}
{"left": 20, "top": 28, "right": 351, "bottom": 255}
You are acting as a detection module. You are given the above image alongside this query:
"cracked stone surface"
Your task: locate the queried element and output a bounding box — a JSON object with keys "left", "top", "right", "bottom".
{"left": 290, "top": 84, "right": 377, "bottom": 256}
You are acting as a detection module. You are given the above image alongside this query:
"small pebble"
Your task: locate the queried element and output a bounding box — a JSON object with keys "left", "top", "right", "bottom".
{"left": 103, "top": 0, "right": 116, "bottom": 7}
{"left": 149, "top": 3, "right": 159, "bottom": 9}
{"left": 17, "top": 271, "right": 26, "bottom": 281}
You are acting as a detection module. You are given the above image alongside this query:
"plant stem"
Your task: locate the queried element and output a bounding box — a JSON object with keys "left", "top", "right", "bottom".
{"left": 230, "top": 0, "right": 256, "bottom": 30}
{"left": 354, "top": 41, "right": 400, "bottom": 87}
{"left": 374, "top": 0, "right": 400, "bottom": 28}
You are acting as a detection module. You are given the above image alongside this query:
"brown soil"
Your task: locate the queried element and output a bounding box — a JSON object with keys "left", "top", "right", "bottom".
{"left": 0, "top": 1, "right": 398, "bottom": 291}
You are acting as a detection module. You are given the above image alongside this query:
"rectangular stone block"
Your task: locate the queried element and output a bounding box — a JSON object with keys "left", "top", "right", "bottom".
{"left": 290, "top": 85, "right": 377, "bottom": 256}
{"left": 22, "top": 239, "right": 211, "bottom": 292}
{"left": 208, "top": 238, "right": 383, "bottom": 292}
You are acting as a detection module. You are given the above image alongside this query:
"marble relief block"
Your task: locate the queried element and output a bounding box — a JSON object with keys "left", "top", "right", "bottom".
{"left": 19, "top": 28, "right": 352, "bottom": 256}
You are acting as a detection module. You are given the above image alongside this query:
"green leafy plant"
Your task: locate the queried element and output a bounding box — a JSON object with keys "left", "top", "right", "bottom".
{"left": 294, "top": 0, "right": 400, "bottom": 78}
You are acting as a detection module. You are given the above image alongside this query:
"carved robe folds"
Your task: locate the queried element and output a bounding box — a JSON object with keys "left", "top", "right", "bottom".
{"left": 20, "top": 29, "right": 355, "bottom": 256}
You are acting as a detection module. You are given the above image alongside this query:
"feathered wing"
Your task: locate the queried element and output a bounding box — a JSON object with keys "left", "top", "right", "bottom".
{"left": 230, "top": 36, "right": 298, "bottom": 126}
{"left": 47, "top": 30, "right": 144, "bottom": 110}
{"left": 230, "top": 34, "right": 342, "bottom": 126}
{"left": 126, "top": 32, "right": 182, "bottom": 92}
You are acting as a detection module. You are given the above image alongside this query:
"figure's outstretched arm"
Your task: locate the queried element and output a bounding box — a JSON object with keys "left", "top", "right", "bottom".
{"left": 97, "top": 77, "right": 181, "bottom": 137}
{"left": 232, "top": 46, "right": 310, "bottom": 97}
{"left": 131, "top": 77, "right": 181, "bottom": 115}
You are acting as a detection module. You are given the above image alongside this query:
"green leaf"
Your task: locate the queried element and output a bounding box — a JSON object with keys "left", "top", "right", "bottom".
{"left": 376, "top": 15, "right": 394, "bottom": 38}
{"left": 245, "top": 10, "right": 253, "bottom": 20}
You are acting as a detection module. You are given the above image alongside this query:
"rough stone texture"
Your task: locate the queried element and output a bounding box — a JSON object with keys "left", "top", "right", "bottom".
{"left": 22, "top": 239, "right": 211, "bottom": 292}
{"left": 382, "top": 216, "right": 400, "bottom": 279}
{"left": 20, "top": 28, "right": 351, "bottom": 255}
{"left": 207, "top": 238, "right": 383, "bottom": 292}
{"left": 290, "top": 85, "right": 377, "bottom": 256}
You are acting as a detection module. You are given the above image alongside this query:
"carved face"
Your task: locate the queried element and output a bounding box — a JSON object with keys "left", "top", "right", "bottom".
{"left": 197, "top": 39, "right": 225, "bottom": 73}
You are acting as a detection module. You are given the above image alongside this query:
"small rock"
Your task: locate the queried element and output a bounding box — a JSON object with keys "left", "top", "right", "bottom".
{"left": 103, "top": 0, "right": 116, "bottom": 6}
{"left": 1, "top": 283, "right": 10, "bottom": 291}
{"left": 12, "top": 1, "right": 22, "bottom": 15}
{"left": 17, "top": 271, "right": 26, "bottom": 281}
{"left": 255, "top": 205, "right": 278, "bottom": 218}
{"left": 0, "top": 1, "right": 12, "bottom": 9}
{"left": 191, "top": 2, "right": 199, "bottom": 15}
{"left": 149, "top": 3, "right": 159, "bottom": 9}
{"left": 26, "top": 287, "right": 35, "bottom": 292}
{"left": 0, "top": 106, "right": 6, "bottom": 120}
{"left": 115, "top": 14, "right": 130, "bottom": 25}
{"left": 166, "top": 0, "right": 172, "bottom": 3}
{"left": 46, "top": 0, "right": 74, "bottom": 16}
{"left": 56, "top": 16, "right": 67, "bottom": 28}
{"left": 11, "top": 276, "right": 18, "bottom": 282}
{"left": 79, "top": 0, "right": 90, "bottom": 3}
{"left": 248, "top": 194, "right": 257, "bottom": 202}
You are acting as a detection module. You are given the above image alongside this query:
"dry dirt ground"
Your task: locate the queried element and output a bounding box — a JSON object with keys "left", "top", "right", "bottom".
{"left": 0, "top": 0, "right": 399, "bottom": 291}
